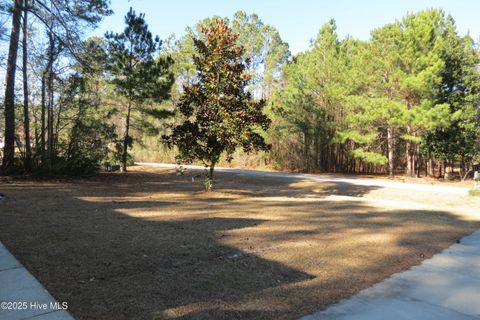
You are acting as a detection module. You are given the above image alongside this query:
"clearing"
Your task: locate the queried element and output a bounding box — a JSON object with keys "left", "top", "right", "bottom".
{"left": 0, "top": 165, "right": 479, "bottom": 320}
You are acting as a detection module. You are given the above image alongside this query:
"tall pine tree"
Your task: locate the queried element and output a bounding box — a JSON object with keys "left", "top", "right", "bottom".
{"left": 105, "top": 8, "right": 173, "bottom": 171}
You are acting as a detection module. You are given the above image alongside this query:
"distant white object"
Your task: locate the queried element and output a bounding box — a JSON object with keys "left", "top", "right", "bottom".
{"left": 474, "top": 171, "right": 480, "bottom": 189}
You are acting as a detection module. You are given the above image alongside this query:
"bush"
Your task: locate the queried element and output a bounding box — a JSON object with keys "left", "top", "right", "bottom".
{"left": 62, "top": 117, "right": 117, "bottom": 175}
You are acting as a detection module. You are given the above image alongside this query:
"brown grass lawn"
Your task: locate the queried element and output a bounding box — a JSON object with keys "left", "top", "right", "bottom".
{"left": 1, "top": 166, "right": 479, "bottom": 320}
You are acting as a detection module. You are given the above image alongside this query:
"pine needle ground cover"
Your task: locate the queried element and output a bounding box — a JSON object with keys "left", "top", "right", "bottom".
{"left": 1, "top": 166, "right": 479, "bottom": 320}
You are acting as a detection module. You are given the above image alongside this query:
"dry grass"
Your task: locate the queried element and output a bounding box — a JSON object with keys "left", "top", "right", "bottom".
{"left": 0, "top": 166, "right": 479, "bottom": 320}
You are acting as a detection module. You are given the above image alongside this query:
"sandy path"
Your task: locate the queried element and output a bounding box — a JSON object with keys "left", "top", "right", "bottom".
{"left": 136, "top": 162, "right": 471, "bottom": 196}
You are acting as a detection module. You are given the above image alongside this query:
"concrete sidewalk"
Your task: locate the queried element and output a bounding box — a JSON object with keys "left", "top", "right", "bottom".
{"left": 0, "top": 242, "right": 74, "bottom": 320}
{"left": 302, "top": 230, "right": 480, "bottom": 320}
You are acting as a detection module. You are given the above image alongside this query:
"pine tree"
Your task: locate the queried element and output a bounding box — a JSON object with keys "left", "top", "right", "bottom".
{"left": 2, "top": 0, "right": 22, "bottom": 171}
{"left": 105, "top": 8, "right": 173, "bottom": 172}
{"left": 423, "top": 17, "right": 480, "bottom": 178}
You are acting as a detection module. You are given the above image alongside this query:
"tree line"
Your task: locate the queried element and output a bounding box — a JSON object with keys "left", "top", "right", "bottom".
{"left": 1, "top": 2, "right": 479, "bottom": 180}
{"left": 270, "top": 10, "right": 479, "bottom": 178}
{"left": 1, "top": 0, "right": 113, "bottom": 174}
{"left": 0, "top": 1, "right": 178, "bottom": 175}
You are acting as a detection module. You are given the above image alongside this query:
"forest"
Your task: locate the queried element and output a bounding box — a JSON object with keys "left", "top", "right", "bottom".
{"left": 0, "top": 0, "right": 479, "bottom": 179}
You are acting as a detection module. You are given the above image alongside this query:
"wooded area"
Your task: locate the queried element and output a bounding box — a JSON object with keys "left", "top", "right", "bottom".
{"left": 270, "top": 13, "right": 480, "bottom": 178}
{"left": 0, "top": 1, "right": 479, "bottom": 179}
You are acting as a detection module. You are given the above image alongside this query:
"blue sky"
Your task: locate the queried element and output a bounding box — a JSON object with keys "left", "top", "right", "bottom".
{"left": 88, "top": 1, "right": 480, "bottom": 54}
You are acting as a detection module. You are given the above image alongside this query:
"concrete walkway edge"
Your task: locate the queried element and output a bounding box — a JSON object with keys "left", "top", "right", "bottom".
{"left": 0, "top": 242, "right": 75, "bottom": 320}
{"left": 301, "top": 230, "right": 480, "bottom": 320}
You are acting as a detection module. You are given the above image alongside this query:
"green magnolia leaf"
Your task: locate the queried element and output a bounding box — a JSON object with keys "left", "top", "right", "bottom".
{"left": 163, "top": 18, "right": 271, "bottom": 185}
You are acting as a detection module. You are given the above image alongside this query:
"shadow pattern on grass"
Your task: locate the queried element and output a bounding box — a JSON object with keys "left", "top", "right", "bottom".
{"left": 0, "top": 168, "right": 478, "bottom": 320}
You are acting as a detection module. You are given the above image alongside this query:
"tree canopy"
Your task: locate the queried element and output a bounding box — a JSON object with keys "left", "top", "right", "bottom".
{"left": 105, "top": 7, "right": 173, "bottom": 171}
{"left": 270, "top": 9, "right": 479, "bottom": 177}
{"left": 0, "top": 6, "right": 478, "bottom": 182}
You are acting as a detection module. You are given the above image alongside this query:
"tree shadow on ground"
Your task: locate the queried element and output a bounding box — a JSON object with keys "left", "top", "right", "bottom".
{"left": 0, "top": 168, "right": 478, "bottom": 320}
{"left": 91, "top": 168, "right": 382, "bottom": 199}
{"left": 0, "top": 188, "right": 314, "bottom": 320}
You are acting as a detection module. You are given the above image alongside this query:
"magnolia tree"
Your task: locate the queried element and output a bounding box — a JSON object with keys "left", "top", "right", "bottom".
{"left": 164, "top": 18, "right": 271, "bottom": 190}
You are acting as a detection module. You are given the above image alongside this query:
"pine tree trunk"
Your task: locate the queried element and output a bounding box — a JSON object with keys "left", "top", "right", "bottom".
{"left": 303, "top": 132, "right": 309, "bottom": 171}
{"left": 47, "top": 65, "right": 54, "bottom": 169}
{"left": 122, "top": 100, "right": 132, "bottom": 172}
{"left": 22, "top": 1, "right": 32, "bottom": 171}
{"left": 33, "top": 107, "right": 38, "bottom": 150}
{"left": 45, "top": 32, "right": 55, "bottom": 169}
{"left": 405, "top": 125, "right": 415, "bottom": 177}
{"left": 314, "top": 132, "right": 319, "bottom": 171}
{"left": 40, "top": 72, "right": 46, "bottom": 164}
{"left": 387, "top": 125, "right": 394, "bottom": 176}
{"left": 54, "top": 99, "right": 63, "bottom": 152}
{"left": 428, "top": 158, "right": 434, "bottom": 177}
{"left": 440, "top": 160, "right": 445, "bottom": 179}
{"left": 2, "top": 0, "right": 23, "bottom": 170}
{"left": 415, "top": 151, "right": 419, "bottom": 178}
{"left": 406, "top": 142, "right": 414, "bottom": 177}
